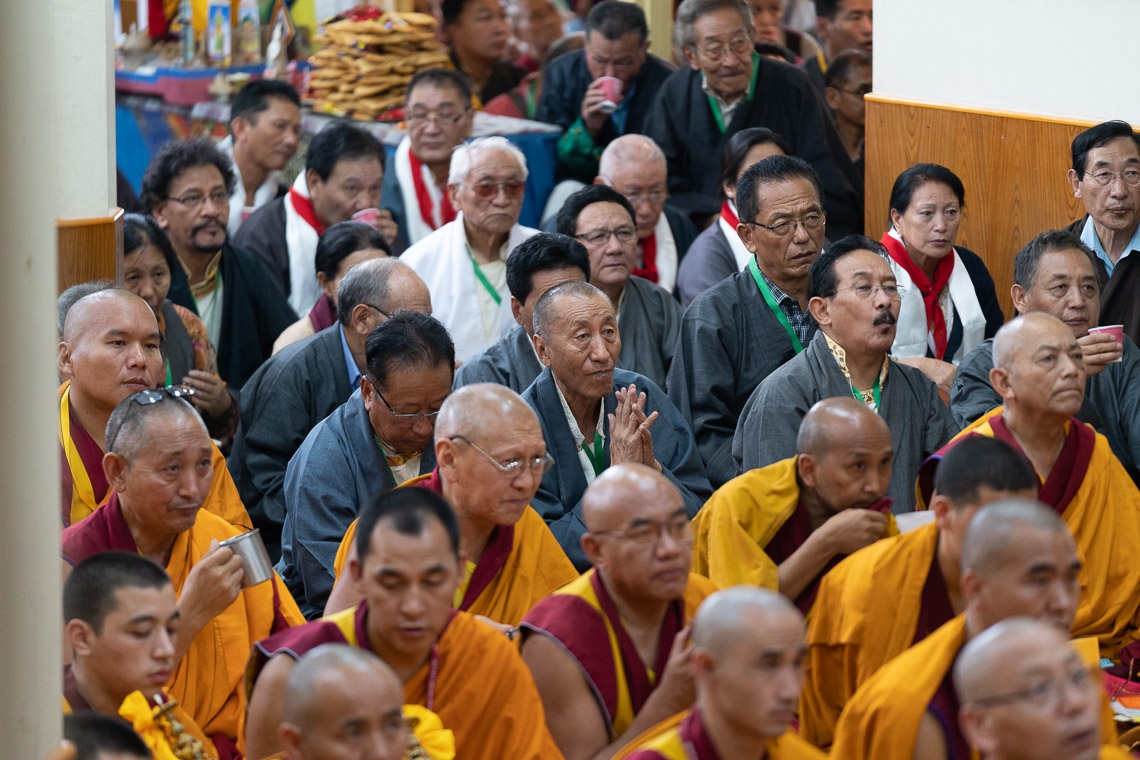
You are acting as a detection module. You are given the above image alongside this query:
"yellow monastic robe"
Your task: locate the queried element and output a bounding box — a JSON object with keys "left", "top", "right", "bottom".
{"left": 58, "top": 382, "right": 252, "bottom": 530}
{"left": 618, "top": 708, "right": 825, "bottom": 759}
{"left": 940, "top": 410, "right": 1140, "bottom": 659}
{"left": 334, "top": 501, "right": 580, "bottom": 626}
{"left": 690, "top": 457, "right": 897, "bottom": 592}
{"left": 799, "top": 521, "right": 942, "bottom": 748}
{"left": 64, "top": 690, "right": 216, "bottom": 760}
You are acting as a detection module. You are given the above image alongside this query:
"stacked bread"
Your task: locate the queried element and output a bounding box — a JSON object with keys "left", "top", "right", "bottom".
{"left": 308, "top": 11, "right": 451, "bottom": 121}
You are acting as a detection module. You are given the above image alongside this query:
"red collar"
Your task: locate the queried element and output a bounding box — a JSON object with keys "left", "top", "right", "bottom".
{"left": 289, "top": 186, "right": 327, "bottom": 235}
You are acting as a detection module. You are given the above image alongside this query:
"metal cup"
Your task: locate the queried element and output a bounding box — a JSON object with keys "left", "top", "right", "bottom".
{"left": 218, "top": 529, "right": 274, "bottom": 588}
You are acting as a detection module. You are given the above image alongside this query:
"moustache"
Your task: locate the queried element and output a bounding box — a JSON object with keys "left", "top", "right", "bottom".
{"left": 191, "top": 219, "right": 225, "bottom": 236}
{"left": 873, "top": 311, "right": 896, "bottom": 327}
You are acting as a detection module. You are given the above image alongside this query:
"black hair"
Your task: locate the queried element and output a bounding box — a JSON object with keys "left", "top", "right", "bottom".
{"left": 824, "top": 48, "right": 872, "bottom": 90}
{"left": 718, "top": 128, "right": 792, "bottom": 196}
{"left": 506, "top": 232, "right": 591, "bottom": 303}
{"left": 888, "top": 163, "right": 966, "bottom": 217}
{"left": 122, "top": 213, "right": 180, "bottom": 276}
{"left": 808, "top": 234, "right": 888, "bottom": 299}
{"left": 555, "top": 184, "right": 637, "bottom": 237}
{"left": 65, "top": 713, "right": 152, "bottom": 760}
{"left": 814, "top": 0, "right": 841, "bottom": 20}
{"left": 1012, "top": 229, "right": 1098, "bottom": 290}
{"left": 63, "top": 551, "right": 171, "bottom": 634}
{"left": 933, "top": 437, "right": 1038, "bottom": 507}
{"left": 229, "top": 79, "right": 301, "bottom": 127}
{"left": 407, "top": 67, "right": 475, "bottom": 105}
{"left": 364, "top": 311, "right": 455, "bottom": 390}
{"left": 140, "top": 137, "right": 235, "bottom": 212}
{"left": 586, "top": 0, "right": 648, "bottom": 42}
{"left": 1071, "top": 120, "right": 1140, "bottom": 176}
{"left": 355, "top": 486, "right": 461, "bottom": 561}
{"left": 755, "top": 41, "right": 795, "bottom": 64}
{"left": 305, "top": 123, "right": 386, "bottom": 181}
{"left": 736, "top": 154, "right": 822, "bottom": 224}
{"left": 315, "top": 221, "right": 390, "bottom": 279}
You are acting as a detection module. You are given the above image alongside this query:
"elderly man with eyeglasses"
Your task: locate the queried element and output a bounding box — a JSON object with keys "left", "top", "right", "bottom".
{"left": 734, "top": 234, "right": 958, "bottom": 512}
{"left": 323, "top": 382, "right": 580, "bottom": 626}
{"left": 556, "top": 184, "right": 682, "bottom": 391}
{"left": 644, "top": 0, "right": 861, "bottom": 238}
{"left": 382, "top": 69, "right": 476, "bottom": 249}
{"left": 276, "top": 312, "right": 454, "bottom": 618}
{"left": 61, "top": 387, "right": 305, "bottom": 755}
{"left": 519, "top": 463, "right": 718, "bottom": 760}
{"left": 402, "top": 136, "right": 540, "bottom": 363}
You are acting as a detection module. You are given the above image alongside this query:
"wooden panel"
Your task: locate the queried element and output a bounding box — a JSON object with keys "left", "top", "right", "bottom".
{"left": 864, "top": 97, "right": 1096, "bottom": 316}
{"left": 622, "top": 0, "right": 674, "bottom": 59}
{"left": 57, "top": 209, "right": 124, "bottom": 295}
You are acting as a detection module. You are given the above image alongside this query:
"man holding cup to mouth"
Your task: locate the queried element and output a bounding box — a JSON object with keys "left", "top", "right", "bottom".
{"left": 536, "top": 1, "right": 675, "bottom": 182}
{"left": 61, "top": 389, "right": 305, "bottom": 756}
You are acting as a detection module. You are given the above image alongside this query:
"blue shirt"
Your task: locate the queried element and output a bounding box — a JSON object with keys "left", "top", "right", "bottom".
{"left": 339, "top": 325, "right": 363, "bottom": 391}
{"left": 1080, "top": 215, "right": 1140, "bottom": 277}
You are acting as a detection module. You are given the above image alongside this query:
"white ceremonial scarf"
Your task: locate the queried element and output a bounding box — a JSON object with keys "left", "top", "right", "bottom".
{"left": 718, "top": 201, "right": 753, "bottom": 272}
{"left": 651, "top": 212, "right": 679, "bottom": 294}
{"left": 887, "top": 228, "right": 987, "bottom": 364}
{"left": 219, "top": 136, "right": 284, "bottom": 238}
{"left": 393, "top": 135, "right": 449, "bottom": 246}
{"left": 400, "top": 212, "right": 540, "bottom": 362}
{"left": 282, "top": 172, "right": 324, "bottom": 315}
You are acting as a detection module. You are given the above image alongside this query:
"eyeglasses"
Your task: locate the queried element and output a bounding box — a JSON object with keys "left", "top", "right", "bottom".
{"left": 832, "top": 283, "right": 906, "bottom": 301}
{"left": 575, "top": 225, "right": 638, "bottom": 247}
{"left": 106, "top": 385, "right": 196, "bottom": 452}
{"left": 364, "top": 303, "right": 390, "bottom": 319}
{"left": 590, "top": 515, "right": 693, "bottom": 545}
{"left": 405, "top": 107, "right": 470, "bottom": 127}
{"left": 694, "top": 34, "right": 753, "bottom": 62}
{"left": 449, "top": 435, "right": 555, "bottom": 478}
{"left": 745, "top": 211, "right": 826, "bottom": 237}
{"left": 467, "top": 180, "right": 526, "bottom": 200}
{"left": 625, "top": 191, "right": 668, "bottom": 207}
{"left": 1083, "top": 168, "right": 1140, "bottom": 187}
{"left": 837, "top": 85, "right": 872, "bottom": 97}
{"left": 373, "top": 386, "right": 440, "bottom": 426}
{"left": 972, "top": 666, "right": 1093, "bottom": 708}
{"left": 167, "top": 190, "right": 230, "bottom": 209}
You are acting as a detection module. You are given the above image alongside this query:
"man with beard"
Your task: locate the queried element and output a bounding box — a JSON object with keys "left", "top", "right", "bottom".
{"left": 734, "top": 235, "right": 958, "bottom": 511}
{"left": 142, "top": 138, "right": 296, "bottom": 388}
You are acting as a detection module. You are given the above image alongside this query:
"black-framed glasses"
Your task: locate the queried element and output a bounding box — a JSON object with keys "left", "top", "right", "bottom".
{"left": 405, "top": 107, "right": 470, "bottom": 127}
{"left": 106, "top": 385, "right": 196, "bottom": 452}
{"left": 589, "top": 514, "right": 693, "bottom": 545}
{"left": 971, "top": 666, "right": 1093, "bottom": 708}
{"left": 373, "top": 386, "right": 440, "bottom": 426}
{"left": 449, "top": 435, "right": 554, "bottom": 477}
{"left": 167, "top": 190, "right": 230, "bottom": 209}
{"left": 1083, "top": 168, "right": 1140, "bottom": 187}
{"left": 575, "top": 225, "right": 638, "bottom": 247}
{"left": 744, "top": 211, "right": 826, "bottom": 237}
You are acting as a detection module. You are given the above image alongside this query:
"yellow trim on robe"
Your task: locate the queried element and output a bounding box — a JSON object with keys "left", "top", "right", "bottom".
{"left": 63, "top": 691, "right": 216, "bottom": 760}
{"left": 691, "top": 456, "right": 897, "bottom": 591}
{"left": 800, "top": 520, "right": 941, "bottom": 748}
{"left": 618, "top": 709, "right": 826, "bottom": 759}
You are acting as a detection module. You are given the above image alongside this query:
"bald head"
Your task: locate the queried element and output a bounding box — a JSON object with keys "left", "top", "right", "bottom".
{"left": 992, "top": 313, "right": 1074, "bottom": 371}
{"left": 991, "top": 313, "right": 1086, "bottom": 421}
{"left": 435, "top": 383, "right": 539, "bottom": 441}
{"left": 599, "top": 134, "right": 666, "bottom": 176}
{"left": 692, "top": 586, "right": 802, "bottom": 655}
{"left": 582, "top": 463, "right": 680, "bottom": 530}
{"left": 61, "top": 288, "right": 156, "bottom": 343}
{"left": 955, "top": 618, "right": 1069, "bottom": 704}
{"left": 281, "top": 644, "right": 406, "bottom": 760}
{"left": 796, "top": 396, "right": 890, "bottom": 457}
{"left": 960, "top": 498, "right": 1071, "bottom": 577}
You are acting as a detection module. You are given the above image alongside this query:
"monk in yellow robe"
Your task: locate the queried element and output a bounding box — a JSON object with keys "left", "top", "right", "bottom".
{"left": 520, "top": 464, "right": 718, "bottom": 760}
{"left": 62, "top": 552, "right": 215, "bottom": 760}
{"left": 244, "top": 487, "right": 563, "bottom": 760}
{"left": 920, "top": 313, "right": 1140, "bottom": 661}
{"left": 61, "top": 391, "right": 303, "bottom": 757}
{"left": 830, "top": 499, "right": 1118, "bottom": 759}
{"left": 325, "top": 383, "right": 579, "bottom": 625}
{"left": 799, "top": 436, "right": 1038, "bottom": 748}
{"left": 58, "top": 289, "right": 250, "bottom": 530}
{"left": 692, "top": 397, "right": 897, "bottom": 613}
{"left": 621, "top": 587, "right": 824, "bottom": 760}
{"left": 956, "top": 618, "right": 1134, "bottom": 760}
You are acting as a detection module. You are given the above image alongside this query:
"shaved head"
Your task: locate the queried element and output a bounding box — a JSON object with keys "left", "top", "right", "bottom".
{"left": 960, "top": 498, "right": 1071, "bottom": 577}
{"left": 61, "top": 288, "right": 156, "bottom": 343}
{"left": 283, "top": 644, "right": 402, "bottom": 727}
{"left": 691, "top": 586, "right": 802, "bottom": 655}
{"left": 992, "top": 313, "right": 1073, "bottom": 371}
{"left": 582, "top": 463, "right": 679, "bottom": 531}
{"left": 105, "top": 391, "right": 206, "bottom": 462}
{"left": 955, "top": 618, "right": 1068, "bottom": 703}
{"left": 435, "top": 383, "right": 539, "bottom": 441}
{"left": 599, "top": 134, "right": 666, "bottom": 176}
{"left": 796, "top": 396, "right": 890, "bottom": 457}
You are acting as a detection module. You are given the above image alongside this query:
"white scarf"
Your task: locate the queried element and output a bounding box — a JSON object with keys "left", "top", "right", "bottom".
{"left": 718, "top": 200, "right": 753, "bottom": 272}
{"left": 219, "top": 136, "right": 284, "bottom": 238}
{"left": 887, "top": 228, "right": 987, "bottom": 364}
{"left": 650, "top": 212, "right": 679, "bottom": 294}
{"left": 282, "top": 172, "right": 323, "bottom": 315}
{"left": 400, "top": 212, "right": 540, "bottom": 362}
{"left": 393, "top": 135, "right": 449, "bottom": 246}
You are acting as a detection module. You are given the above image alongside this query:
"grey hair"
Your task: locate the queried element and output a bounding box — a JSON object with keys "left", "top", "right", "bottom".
{"left": 532, "top": 280, "right": 610, "bottom": 339}
{"left": 676, "top": 0, "right": 752, "bottom": 49}
{"left": 336, "top": 258, "right": 417, "bottom": 327}
{"left": 598, "top": 135, "right": 666, "bottom": 178}
{"left": 448, "top": 136, "right": 530, "bottom": 186}
{"left": 57, "top": 280, "right": 114, "bottom": 336}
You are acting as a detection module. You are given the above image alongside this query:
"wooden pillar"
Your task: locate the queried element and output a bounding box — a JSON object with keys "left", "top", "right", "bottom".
{"left": 622, "top": 0, "right": 673, "bottom": 60}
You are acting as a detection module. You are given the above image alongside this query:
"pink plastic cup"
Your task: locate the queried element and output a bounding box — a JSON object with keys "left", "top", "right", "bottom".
{"left": 1088, "top": 324, "right": 1124, "bottom": 362}
{"left": 595, "top": 76, "right": 623, "bottom": 114}
{"left": 352, "top": 208, "right": 380, "bottom": 225}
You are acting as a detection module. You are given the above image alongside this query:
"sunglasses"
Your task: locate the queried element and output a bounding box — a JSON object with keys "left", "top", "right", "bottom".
{"left": 106, "top": 385, "right": 196, "bottom": 453}
{"left": 468, "top": 180, "right": 526, "bottom": 200}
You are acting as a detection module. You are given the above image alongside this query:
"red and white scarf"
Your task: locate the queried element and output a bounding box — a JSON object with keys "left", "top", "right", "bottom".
{"left": 394, "top": 136, "right": 456, "bottom": 245}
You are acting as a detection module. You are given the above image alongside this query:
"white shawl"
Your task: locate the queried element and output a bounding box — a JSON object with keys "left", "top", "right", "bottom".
{"left": 718, "top": 200, "right": 753, "bottom": 272}
{"left": 219, "top": 135, "right": 284, "bottom": 238}
{"left": 401, "top": 212, "right": 540, "bottom": 362}
{"left": 650, "top": 212, "right": 679, "bottom": 294}
{"left": 282, "top": 172, "right": 323, "bottom": 315}
{"left": 393, "top": 135, "right": 449, "bottom": 246}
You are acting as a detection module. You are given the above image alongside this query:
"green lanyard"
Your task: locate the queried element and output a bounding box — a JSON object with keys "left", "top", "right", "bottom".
{"left": 748, "top": 258, "right": 804, "bottom": 354}
{"left": 468, "top": 247, "right": 503, "bottom": 306}
{"left": 851, "top": 375, "right": 882, "bottom": 410}
{"left": 581, "top": 432, "right": 605, "bottom": 476}
{"left": 524, "top": 77, "right": 539, "bottom": 119}
{"left": 706, "top": 52, "right": 761, "bottom": 133}
{"left": 164, "top": 360, "right": 173, "bottom": 387}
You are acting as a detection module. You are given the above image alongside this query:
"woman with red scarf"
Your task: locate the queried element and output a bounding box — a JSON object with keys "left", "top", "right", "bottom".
{"left": 880, "top": 164, "right": 1004, "bottom": 394}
